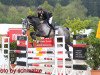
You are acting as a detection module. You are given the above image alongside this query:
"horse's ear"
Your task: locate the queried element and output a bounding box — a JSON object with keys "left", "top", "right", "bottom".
{"left": 27, "top": 15, "right": 32, "bottom": 19}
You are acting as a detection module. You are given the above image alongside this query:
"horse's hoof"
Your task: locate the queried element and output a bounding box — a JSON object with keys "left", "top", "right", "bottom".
{"left": 65, "top": 58, "right": 71, "bottom": 61}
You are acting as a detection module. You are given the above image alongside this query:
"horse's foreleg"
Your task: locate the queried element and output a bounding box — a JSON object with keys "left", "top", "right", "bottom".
{"left": 66, "top": 38, "right": 73, "bottom": 47}
{"left": 22, "top": 29, "right": 27, "bottom": 35}
{"left": 30, "top": 32, "right": 36, "bottom": 40}
{"left": 65, "top": 43, "right": 71, "bottom": 58}
{"left": 36, "top": 33, "right": 41, "bottom": 37}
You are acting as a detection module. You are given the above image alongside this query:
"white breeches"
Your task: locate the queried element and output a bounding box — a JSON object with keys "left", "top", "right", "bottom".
{"left": 49, "top": 17, "right": 53, "bottom": 24}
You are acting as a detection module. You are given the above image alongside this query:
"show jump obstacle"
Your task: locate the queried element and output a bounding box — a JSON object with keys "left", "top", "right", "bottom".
{"left": 15, "top": 35, "right": 66, "bottom": 75}
{"left": 2, "top": 37, "right": 10, "bottom": 71}
{"left": 1, "top": 30, "right": 88, "bottom": 75}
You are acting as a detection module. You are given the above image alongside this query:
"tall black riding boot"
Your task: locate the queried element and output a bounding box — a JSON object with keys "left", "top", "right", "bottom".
{"left": 49, "top": 24, "right": 55, "bottom": 30}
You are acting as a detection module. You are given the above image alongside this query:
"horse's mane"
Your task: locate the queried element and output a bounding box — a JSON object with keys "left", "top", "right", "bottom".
{"left": 27, "top": 15, "right": 38, "bottom": 18}
{"left": 26, "top": 15, "right": 41, "bottom": 31}
{"left": 27, "top": 15, "right": 40, "bottom": 24}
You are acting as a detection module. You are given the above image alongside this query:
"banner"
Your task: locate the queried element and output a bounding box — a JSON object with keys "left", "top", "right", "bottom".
{"left": 73, "top": 44, "right": 87, "bottom": 60}
{"left": 7, "top": 28, "right": 23, "bottom": 42}
{"left": 96, "top": 21, "right": 100, "bottom": 38}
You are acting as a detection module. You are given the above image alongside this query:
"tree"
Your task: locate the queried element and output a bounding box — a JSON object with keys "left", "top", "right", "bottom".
{"left": 0, "top": 0, "right": 34, "bottom": 6}
{"left": 40, "top": 1, "right": 53, "bottom": 12}
{"left": 82, "top": 0, "right": 100, "bottom": 17}
{"left": 33, "top": 0, "right": 44, "bottom": 6}
{"left": 82, "top": 21, "right": 100, "bottom": 70}
{"left": 16, "top": 6, "right": 29, "bottom": 18}
{"left": 63, "top": 0, "right": 87, "bottom": 19}
{"left": 7, "top": 6, "right": 20, "bottom": 23}
{"left": 63, "top": 18, "right": 91, "bottom": 34}
{"left": 87, "top": 17, "right": 100, "bottom": 29}
{"left": 0, "top": 2, "right": 8, "bottom": 23}
{"left": 47, "top": 0, "right": 57, "bottom": 6}
{"left": 27, "top": 8, "right": 35, "bottom": 16}
{"left": 60, "top": 0, "right": 69, "bottom": 6}
{"left": 53, "top": 3, "right": 64, "bottom": 25}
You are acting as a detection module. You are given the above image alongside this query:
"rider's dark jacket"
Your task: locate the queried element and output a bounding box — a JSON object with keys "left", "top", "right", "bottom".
{"left": 38, "top": 10, "right": 52, "bottom": 22}
{"left": 37, "top": 10, "right": 55, "bottom": 30}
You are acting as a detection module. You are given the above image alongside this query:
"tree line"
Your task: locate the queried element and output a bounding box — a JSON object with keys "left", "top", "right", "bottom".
{"left": 0, "top": 0, "right": 100, "bottom": 17}
{"left": 0, "top": 0, "right": 87, "bottom": 24}
{"left": 0, "top": 0, "right": 99, "bottom": 29}
{"left": 0, "top": 0, "right": 69, "bottom": 6}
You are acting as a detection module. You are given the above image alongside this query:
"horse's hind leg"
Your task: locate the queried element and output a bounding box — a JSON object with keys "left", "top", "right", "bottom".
{"left": 65, "top": 43, "right": 71, "bottom": 58}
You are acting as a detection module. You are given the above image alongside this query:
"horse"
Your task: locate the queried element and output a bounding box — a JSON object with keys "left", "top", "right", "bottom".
{"left": 22, "top": 15, "right": 73, "bottom": 58}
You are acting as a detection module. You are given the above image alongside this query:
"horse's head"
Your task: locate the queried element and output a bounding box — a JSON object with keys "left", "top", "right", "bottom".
{"left": 22, "top": 18, "right": 30, "bottom": 35}
{"left": 27, "top": 15, "right": 40, "bottom": 30}
{"left": 22, "top": 15, "right": 41, "bottom": 35}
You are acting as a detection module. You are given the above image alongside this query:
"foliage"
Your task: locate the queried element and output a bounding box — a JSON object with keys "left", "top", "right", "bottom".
{"left": 83, "top": 25, "right": 100, "bottom": 70}
{"left": 27, "top": 8, "right": 35, "bottom": 16}
{"left": 53, "top": 3, "right": 64, "bottom": 25}
{"left": 28, "top": 26, "right": 34, "bottom": 42}
{"left": 16, "top": 6, "right": 31, "bottom": 18}
{"left": 0, "top": 1, "right": 89, "bottom": 24}
{"left": 87, "top": 17, "right": 100, "bottom": 29}
{"left": 40, "top": 1, "right": 53, "bottom": 12}
{"left": 82, "top": 0, "right": 100, "bottom": 17}
{"left": 63, "top": 0, "right": 87, "bottom": 19}
{"left": 0, "top": 0, "right": 99, "bottom": 25}
{"left": 0, "top": 0, "right": 65, "bottom": 6}
{"left": 60, "top": 0, "right": 69, "bottom": 6}
{"left": 63, "top": 18, "right": 91, "bottom": 34}
{"left": 0, "top": 0, "right": 100, "bottom": 17}
{"left": 0, "top": 2, "right": 9, "bottom": 23}
{"left": 10, "top": 41, "right": 17, "bottom": 50}
{"left": 7, "top": 6, "right": 20, "bottom": 23}
{"left": 0, "top": 3, "right": 33, "bottom": 23}
{"left": 0, "top": 0, "right": 34, "bottom": 6}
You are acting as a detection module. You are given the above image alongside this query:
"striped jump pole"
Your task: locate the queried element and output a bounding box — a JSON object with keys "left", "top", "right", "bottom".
{"left": 15, "top": 35, "right": 66, "bottom": 75}
{"left": 28, "top": 63, "right": 71, "bottom": 69}
{"left": 14, "top": 50, "right": 72, "bottom": 54}
{"left": 16, "top": 36, "right": 28, "bottom": 69}
{"left": 2, "top": 37, "right": 10, "bottom": 72}
{"left": 52, "top": 35, "right": 66, "bottom": 75}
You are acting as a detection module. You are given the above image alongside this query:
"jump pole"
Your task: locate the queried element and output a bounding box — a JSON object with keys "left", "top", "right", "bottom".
{"left": 52, "top": 30, "right": 65, "bottom": 75}
{"left": 2, "top": 37, "right": 10, "bottom": 72}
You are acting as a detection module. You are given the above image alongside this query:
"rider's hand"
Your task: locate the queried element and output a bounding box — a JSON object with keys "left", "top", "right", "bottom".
{"left": 40, "top": 21, "right": 43, "bottom": 23}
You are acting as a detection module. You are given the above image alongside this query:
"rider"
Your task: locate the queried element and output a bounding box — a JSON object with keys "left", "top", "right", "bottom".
{"left": 37, "top": 7, "right": 55, "bottom": 30}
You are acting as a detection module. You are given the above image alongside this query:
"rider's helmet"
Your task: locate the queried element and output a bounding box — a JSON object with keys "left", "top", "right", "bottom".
{"left": 37, "top": 6, "right": 43, "bottom": 11}
{"left": 37, "top": 6, "right": 44, "bottom": 14}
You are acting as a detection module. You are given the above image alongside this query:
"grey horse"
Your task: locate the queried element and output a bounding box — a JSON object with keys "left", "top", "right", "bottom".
{"left": 22, "top": 15, "right": 73, "bottom": 58}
